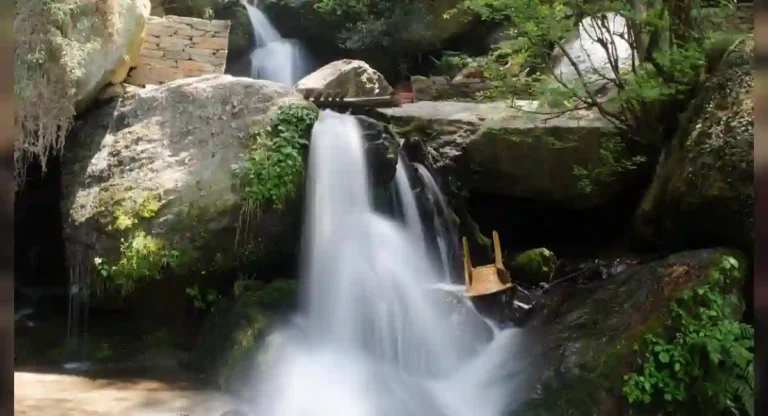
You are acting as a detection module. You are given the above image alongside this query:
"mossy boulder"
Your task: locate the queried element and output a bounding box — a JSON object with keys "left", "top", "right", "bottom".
{"left": 189, "top": 279, "right": 299, "bottom": 391}
{"left": 61, "top": 75, "right": 316, "bottom": 297}
{"left": 634, "top": 36, "right": 754, "bottom": 253}
{"left": 520, "top": 248, "right": 749, "bottom": 415}
{"left": 376, "top": 101, "right": 653, "bottom": 209}
{"left": 509, "top": 248, "right": 557, "bottom": 285}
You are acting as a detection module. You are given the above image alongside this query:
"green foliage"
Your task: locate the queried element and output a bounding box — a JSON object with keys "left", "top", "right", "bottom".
{"left": 186, "top": 284, "right": 223, "bottom": 311}
{"left": 451, "top": 0, "right": 735, "bottom": 144}
{"left": 233, "top": 104, "right": 317, "bottom": 210}
{"left": 572, "top": 135, "right": 647, "bottom": 194}
{"left": 93, "top": 192, "right": 196, "bottom": 295}
{"left": 622, "top": 255, "right": 754, "bottom": 415}
{"left": 14, "top": 0, "right": 117, "bottom": 187}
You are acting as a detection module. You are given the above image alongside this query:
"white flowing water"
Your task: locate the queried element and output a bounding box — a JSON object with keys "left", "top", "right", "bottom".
{"left": 244, "top": 111, "right": 530, "bottom": 416}
{"left": 242, "top": 1, "right": 311, "bottom": 85}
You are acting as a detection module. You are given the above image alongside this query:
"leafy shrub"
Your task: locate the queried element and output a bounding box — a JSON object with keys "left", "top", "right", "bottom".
{"left": 233, "top": 104, "right": 317, "bottom": 211}
{"left": 623, "top": 255, "right": 754, "bottom": 415}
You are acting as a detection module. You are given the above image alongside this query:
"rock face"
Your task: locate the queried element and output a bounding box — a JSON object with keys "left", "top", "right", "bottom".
{"left": 190, "top": 279, "right": 299, "bottom": 391}
{"left": 375, "top": 100, "right": 651, "bottom": 209}
{"left": 61, "top": 75, "right": 315, "bottom": 296}
{"left": 634, "top": 36, "right": 754, "bottom": 252}
{"left": 522, "top": 248, "right": 748, "bottom": 415}
{"left": 355, "top": 116, "right": 401, "bottom": 187}
{"left": 295, "top": 59, "right": 394, "bottom": 98}
{"left": 75, "top": 0, "right": 152, "bottom": 111}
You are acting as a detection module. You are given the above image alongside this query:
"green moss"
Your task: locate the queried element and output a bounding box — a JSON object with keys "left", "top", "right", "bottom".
{"left": 93, "top": 190, "right": 201, "bottom": 294}
{"left": 510, "top": 248, "right": 557, "bottom": 284}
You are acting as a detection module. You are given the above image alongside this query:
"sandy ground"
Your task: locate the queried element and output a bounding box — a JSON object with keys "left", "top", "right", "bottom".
{"left": 14, "top": 371, "right": 242, "bottom": 416}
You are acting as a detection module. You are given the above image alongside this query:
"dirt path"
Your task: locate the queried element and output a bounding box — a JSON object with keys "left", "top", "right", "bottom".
{"left": 14, "top": 371, "right": 242, "bottom": 416}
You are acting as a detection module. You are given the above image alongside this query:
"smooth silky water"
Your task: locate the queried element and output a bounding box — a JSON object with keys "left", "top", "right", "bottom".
{"left": 242, "top": 1, "right": 312, "bottom": 85}
{"left": 242, "top": 111, "right": 533, "bottom": 416}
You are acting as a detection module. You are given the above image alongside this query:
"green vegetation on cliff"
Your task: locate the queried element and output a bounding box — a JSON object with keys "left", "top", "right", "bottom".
{"left": 623, "top": 255, "right": 753, "bottom": 415}
{"left": 233, "top": 104, "right": 317, "bottom": 211}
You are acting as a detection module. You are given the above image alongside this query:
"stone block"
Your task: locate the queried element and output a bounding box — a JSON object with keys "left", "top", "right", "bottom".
{"left": 176, "top": 28, "right": 206, "bottom": 37}
{"left": 146, "top": 25, "right": 176, "bottom": 37}
{"left": 139, "top": 56, "right": 177, "bottom": 68}
{"left": 178, "top": 60, "right": 215, "bottom": 72}
{"left": 186, "top": 47, "right": 215, "bottom": 56}
{"left": 126, "top": 65, "right": 183, "bottom": 85}
{"left": 140, "top": 49, "right": 165, "bottom": 58}
{"left": 165, "top": 50, "right": 191, "bottom": 60}
{"left": 192, "top": 37, "right": 228, "bottom": 50}
{"left": 145, "top": 35, "right": 160, "bottom": 43}
{"left": 188, "top": 53, "right": 222, "bottom": 65}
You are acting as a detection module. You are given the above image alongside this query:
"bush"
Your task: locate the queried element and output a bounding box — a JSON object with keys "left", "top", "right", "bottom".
{"left": 623, "top": 255, "right": 754, "bottom": 415}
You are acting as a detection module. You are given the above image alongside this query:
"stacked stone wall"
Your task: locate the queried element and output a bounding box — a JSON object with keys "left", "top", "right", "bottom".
{"left": 126, "top": 15, "right": 230, "bottom": 85}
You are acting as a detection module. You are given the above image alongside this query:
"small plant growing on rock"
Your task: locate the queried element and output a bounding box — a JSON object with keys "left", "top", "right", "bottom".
{"left": 233, "top": 104, "right": 317, "bottom": 211}
{"left": 622, "top": 255, "right": 753, "bottom": 415}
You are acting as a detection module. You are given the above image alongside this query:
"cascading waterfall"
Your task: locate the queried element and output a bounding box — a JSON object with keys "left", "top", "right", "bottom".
{"left": 414, "top": 162, "right": 462, "bottom": 283}
{"left": 243, "top": 111, "right": 532, "bottom": 416}
{"left": 242, "top": 1, "right": 311, "bottom": 85}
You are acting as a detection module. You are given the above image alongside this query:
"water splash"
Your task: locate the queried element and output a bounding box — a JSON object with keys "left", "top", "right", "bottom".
{"left": 245, "top": 111, "right": 531, "bottom": 416}
{"left": 242, "top": 1, "right": 312, "bottom": 85}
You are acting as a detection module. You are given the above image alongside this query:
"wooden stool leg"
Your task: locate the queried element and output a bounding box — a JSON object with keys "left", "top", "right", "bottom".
{"left": 462, "top": 237, "right": 472, "bottom": 288}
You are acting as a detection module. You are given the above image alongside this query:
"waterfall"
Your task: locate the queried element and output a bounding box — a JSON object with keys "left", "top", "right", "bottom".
{"left": 242, "top": 1, "right": 312, "bottom": 85}
{"left": 242, "top": 111, "right": 533, "bottom": 416}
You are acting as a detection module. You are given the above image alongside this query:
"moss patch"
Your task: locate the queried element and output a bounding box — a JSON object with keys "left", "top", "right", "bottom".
{"left": 509, "top": 248, "right": 557, "bottom": 285}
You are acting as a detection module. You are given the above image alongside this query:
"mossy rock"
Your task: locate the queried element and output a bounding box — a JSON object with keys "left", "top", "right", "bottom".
{"left": 520, "top": 248, "right": 748, "bottom": 415}
{"left": 189, "top": 278, "right": 299, "bottom": 390}
{"left": 634, "top": 35, "right": 754, "bottom": 253}
{"left": 61, "top": 75, "right": 316, "bottom": 297}
{"left": 509, "top": 248, "right": 557, "bottom": 285}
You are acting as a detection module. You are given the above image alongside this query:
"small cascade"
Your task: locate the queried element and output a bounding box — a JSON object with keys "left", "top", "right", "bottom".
{"left": 64, "top": 268, "right": 91, "bottom": 370}
{"left": 242, "top": 1, "right": 312, "bottom": 85}
{"left": 413, "top": 162, "right": 462, "bottom": 283}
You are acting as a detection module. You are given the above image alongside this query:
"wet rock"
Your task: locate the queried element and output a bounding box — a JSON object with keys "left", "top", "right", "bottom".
{"left": 62, "top": 75, "right": 315, "bottom": 297}
{"left": 634, "top": 36, "right": 753, "bottom": 253}
{"left": 520, "top": 248, "right": 749, "bottom": 415}
{"left": 375, "top": 100, "right": 653, "bottom": 209}
{"left": 190, "top": 279, "right": 299, "bottom": 391}
{"left": 355, "top": 115, "right": 401, "bottom": 187}
{"left": 295, "top": 59, "right": 393, "bottom": 98}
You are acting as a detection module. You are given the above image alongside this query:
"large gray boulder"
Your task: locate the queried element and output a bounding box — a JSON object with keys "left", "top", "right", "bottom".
{"left": 61, "top": 75, "right": 316, "bottom": 296}
{"left": 295, "top": 59, "right": 393, "bottom": 98}
{"left": 375, "top": 100, "right": 652, "bottom": 209}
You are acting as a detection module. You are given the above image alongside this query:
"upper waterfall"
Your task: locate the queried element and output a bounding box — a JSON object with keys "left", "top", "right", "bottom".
{"left": 242, "top": 1, "right": 312, "bottom": 85}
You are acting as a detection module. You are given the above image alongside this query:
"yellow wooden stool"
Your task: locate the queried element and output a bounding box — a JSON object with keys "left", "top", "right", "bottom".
{"left": 462, "top": 231, "right": 515, "bottom": 297}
